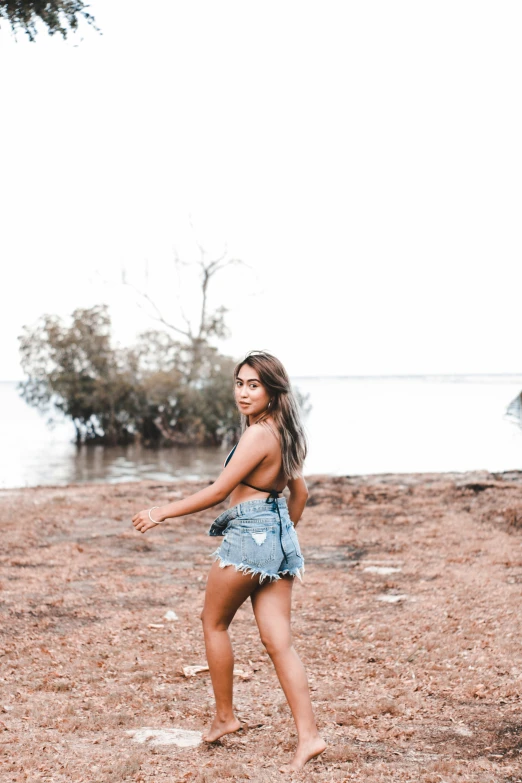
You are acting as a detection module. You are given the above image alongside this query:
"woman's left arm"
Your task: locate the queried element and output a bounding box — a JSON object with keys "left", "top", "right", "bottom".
{"left": 286, "top": 475, "right": 309, "bottom": 526}
{"left": 132, "top": 426, "right": 271, "bottom": 533}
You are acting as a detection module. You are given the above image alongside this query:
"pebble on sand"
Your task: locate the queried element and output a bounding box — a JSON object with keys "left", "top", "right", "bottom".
{"left": 127, "top": 727, "right": 202, "bottom": 747}
{"left": 363, "top": 566, "right": 402, "bottom": 575}
{"left": 376, "top": 593, "right": 408, "bottom": 603}
{"left": 182, "top": 664, "right": 210, "bottom": 677}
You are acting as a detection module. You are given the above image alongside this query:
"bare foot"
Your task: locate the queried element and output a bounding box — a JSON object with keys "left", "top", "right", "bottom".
{"left": 202, "top": 716, "right": 241, "bottom": 743}
{"left": 279, "top": 735, "right": 327, "bottom": 773}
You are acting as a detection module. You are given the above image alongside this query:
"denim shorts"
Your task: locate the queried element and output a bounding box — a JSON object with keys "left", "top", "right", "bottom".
{"left": 208, "top": 497, "right": 305, "bottom": 583}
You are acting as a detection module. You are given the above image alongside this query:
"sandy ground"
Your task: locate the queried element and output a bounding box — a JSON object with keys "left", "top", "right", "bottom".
{"left": 1, "top": 471, "right": 522, "bottom": 783}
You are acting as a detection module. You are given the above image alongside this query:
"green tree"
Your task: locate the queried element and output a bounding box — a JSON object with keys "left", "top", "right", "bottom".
{"left": 120, "top": 244, "right": 247, "bottom": 445}
{"left": 18, "top": 305, "right": 241, "bottom": 447}
{"left": 136, "top": 334, "right": 239, "bottom": 446}
{"left": 19, "top": 249, "right": 310, "bottom": 447}
{"left": 19, "top": 305, "right": 143, "bottom": 445}
{"left": 0, "top": 1, "right": 96, "bottom": 41}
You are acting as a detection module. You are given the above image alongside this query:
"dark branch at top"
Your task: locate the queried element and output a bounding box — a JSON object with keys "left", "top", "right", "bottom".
{"left": 0, "top": 1, "right": 97, "bottom": 41}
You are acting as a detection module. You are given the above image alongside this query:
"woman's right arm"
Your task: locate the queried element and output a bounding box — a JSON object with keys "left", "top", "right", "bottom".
{"left": 287, "top": 476, "right": 309, "bottom": 527}
{"left": 132, "top": 426, "right": 272, "bottom": 533}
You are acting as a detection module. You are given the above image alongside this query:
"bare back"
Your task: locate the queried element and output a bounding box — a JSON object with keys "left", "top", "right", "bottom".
{"left": 228, "top": 419, "right": 287, "bottom": 506}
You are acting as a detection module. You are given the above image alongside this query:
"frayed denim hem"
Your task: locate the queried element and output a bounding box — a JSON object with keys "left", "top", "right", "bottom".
{"left": 210, "top": 550, "right": 304, "bottom": 583}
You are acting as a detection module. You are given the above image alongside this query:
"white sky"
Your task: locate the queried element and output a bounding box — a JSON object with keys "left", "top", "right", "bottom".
{"left": 1, "top": 0, "right": 521, "bottom": 380}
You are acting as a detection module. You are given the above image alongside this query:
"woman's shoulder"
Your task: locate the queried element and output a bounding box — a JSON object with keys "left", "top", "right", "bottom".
{"left": 252, "top": 417, "right": 280, "bottom": 445}
{"left": 239, "top": 419, "right": 280, "bottom": 449}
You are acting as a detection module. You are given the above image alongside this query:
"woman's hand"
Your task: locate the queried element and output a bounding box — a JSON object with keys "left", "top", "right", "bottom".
{"left": 132, "top": 507, "right": 162, "bottom": 534}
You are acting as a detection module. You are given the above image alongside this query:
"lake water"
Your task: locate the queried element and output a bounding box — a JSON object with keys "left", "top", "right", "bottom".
{"left": 1, "top": 376, "right": 522, "bottom": 488}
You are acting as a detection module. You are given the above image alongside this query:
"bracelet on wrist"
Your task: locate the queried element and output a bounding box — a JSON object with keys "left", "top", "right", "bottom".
{"left": 148, "top": 506, "right": 161, "bottom": 524}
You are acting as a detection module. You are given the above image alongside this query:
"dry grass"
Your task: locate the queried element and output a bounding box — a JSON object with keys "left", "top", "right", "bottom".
{"left": 1, "top": 470, "right": 522, "bottom": 781}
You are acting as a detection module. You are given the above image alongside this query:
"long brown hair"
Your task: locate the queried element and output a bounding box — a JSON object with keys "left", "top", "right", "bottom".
{"left": 234, "top": 350, "right": 307, "bottom": 479}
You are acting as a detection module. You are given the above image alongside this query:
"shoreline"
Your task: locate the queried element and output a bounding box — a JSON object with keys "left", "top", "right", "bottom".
{"left": 2, "top": 467, "right": 522, "bottom": 494}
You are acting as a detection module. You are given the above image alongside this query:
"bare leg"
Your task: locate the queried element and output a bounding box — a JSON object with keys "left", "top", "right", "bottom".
{"left": 251, "top": 577, "right": 326, "bottom": 772}
{"left": 200, "top": 560, "right": 260, "bottom": 742}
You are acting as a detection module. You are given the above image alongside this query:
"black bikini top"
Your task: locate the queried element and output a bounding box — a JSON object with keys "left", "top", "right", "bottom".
{"left": 224, "top": 443, "right": 282, "bottom": 499}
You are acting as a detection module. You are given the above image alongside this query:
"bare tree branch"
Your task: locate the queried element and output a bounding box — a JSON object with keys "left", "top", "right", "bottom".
{"left": 196, "top": 249, "right": 242, "bottom": 341}
{"left": 123, "top": 239, "right": 245, "bottom": 377}
{"left": 122, "top": 276, "right": 192, "bottom": 339}
{"left": 173, "top": 249, "right": 193, "bottom": 335}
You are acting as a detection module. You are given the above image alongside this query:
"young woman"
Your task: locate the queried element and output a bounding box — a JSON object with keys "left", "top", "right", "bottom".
{"left": 132, "top": 351, "right": 326, "bottom": 773}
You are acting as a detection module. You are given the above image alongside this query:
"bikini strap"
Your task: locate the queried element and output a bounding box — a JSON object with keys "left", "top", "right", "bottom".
{"left": 223, "top": 443, "right": 238, "bottom": 468}
{"left": 240, "top": 480, "right": 281, "bottom": 498}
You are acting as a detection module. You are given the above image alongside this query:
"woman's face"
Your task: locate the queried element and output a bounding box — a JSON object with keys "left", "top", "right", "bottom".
{"left": 234, "top": 364, "right": 271, "bottom": 419}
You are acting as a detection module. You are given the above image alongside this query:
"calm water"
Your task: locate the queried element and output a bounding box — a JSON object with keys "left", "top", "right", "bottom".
{"left": 1, "top": 376, "right": 522, "bottom": 488}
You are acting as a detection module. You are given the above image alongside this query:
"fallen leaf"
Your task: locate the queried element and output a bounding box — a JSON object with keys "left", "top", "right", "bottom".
{"left": 182, "top": 665, "right": 209, "bottom": 677}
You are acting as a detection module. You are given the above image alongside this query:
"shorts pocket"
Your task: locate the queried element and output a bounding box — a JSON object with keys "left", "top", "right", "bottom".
{"left": 240, "top": 525, "right": 277, "bottom": 566}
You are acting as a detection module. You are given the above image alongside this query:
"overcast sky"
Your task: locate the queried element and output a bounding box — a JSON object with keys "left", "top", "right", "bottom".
{"left": 1, "top": 0, "right": 521, "bottom": 380}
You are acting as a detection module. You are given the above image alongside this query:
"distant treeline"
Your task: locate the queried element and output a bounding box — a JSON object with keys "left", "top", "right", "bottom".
{"left": 18, "top": 305, "right": 240, "bottom": 447}
{"left": 18, "top": 304, "right": 309, "bottom": 447}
